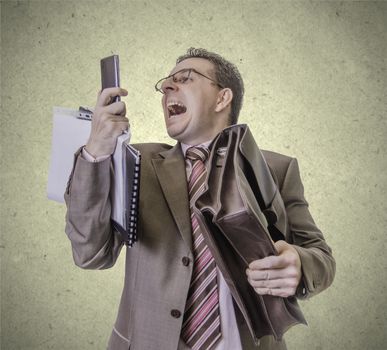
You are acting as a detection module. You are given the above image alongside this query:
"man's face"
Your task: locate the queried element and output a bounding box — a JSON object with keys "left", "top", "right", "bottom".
{"left": 160, "top": 58, "right": 228, "bottom": 145}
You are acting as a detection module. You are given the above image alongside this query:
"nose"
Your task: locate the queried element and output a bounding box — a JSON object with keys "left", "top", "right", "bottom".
{"left": 161, "top": 77, "right": 178, "bottom": 93}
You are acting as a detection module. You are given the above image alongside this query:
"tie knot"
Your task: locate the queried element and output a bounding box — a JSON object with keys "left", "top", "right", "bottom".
{"left": 186, "top": 147, "right": 210, "bottom": 163}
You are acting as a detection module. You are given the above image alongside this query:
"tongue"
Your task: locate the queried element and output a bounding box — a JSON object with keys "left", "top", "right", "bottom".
{"left": 171, "top": 104, "right": 186, "bottom": 116}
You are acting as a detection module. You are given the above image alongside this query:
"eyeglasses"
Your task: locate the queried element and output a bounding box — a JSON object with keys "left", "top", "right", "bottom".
{"left": 154, "top": 68, "right": 224, "bottom": 94}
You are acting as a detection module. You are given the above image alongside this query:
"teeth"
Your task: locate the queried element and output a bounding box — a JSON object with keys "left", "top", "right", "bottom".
{"left": 166, "top": 100, "right": 187, "bottom": 117}
{"left": 167, "top": 101, "right": 185, "bottom": 108}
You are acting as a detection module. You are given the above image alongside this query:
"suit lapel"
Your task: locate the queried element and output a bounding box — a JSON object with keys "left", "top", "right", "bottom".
{"left": 152, "top": 144, "right": 193, "bottom": 251}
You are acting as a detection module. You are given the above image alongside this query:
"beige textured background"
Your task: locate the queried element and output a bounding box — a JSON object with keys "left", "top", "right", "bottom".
{"left": 1, "top": 0, "right": 386, "bottom": 349}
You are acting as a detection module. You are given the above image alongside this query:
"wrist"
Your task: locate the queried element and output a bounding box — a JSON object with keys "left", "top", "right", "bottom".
{"left": 82, "top": 147, "right": 110, "bottom": 163}
{"left": 85, "top": 139, "right": 114, "bottom": 158}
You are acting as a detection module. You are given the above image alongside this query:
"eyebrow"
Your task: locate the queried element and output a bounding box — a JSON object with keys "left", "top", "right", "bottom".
{"left": 205, "top": 68, "right": 216, "bottom": 80}
{"left": 169, "top": 68, "right": 190, "bottom": 76}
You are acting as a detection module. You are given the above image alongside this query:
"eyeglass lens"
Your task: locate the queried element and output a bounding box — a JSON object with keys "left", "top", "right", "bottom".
{"left": 156, "top": 69, "right": 192, "bottom": 93}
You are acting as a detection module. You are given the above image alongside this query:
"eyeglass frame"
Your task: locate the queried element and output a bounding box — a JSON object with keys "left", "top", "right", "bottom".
{"left": 154, "top": 68, "right": 225, "bottom": 94}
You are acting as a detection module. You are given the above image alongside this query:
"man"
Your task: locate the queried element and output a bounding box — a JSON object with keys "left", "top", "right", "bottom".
{"left": 65, "top": 48, "right": 335, "bottom": 350}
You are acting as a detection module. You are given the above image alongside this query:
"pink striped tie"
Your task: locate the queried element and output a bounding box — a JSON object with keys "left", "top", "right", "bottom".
{"left": 181, "top": 147, "right": 222, "bottom": 350}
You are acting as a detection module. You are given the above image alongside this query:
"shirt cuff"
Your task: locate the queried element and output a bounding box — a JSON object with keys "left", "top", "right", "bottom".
{"left": 81, "top": 147, "right": 110, "bottom": 163}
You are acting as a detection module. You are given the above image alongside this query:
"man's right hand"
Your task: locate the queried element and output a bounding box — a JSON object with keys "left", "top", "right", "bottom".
{"left": 85, "top": 87, "right": 129, "bottom": 158}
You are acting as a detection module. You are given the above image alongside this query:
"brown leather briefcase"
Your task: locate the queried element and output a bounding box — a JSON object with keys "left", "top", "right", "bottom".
{"left": 192, "top": 124, "right": 307, "bottom": 343}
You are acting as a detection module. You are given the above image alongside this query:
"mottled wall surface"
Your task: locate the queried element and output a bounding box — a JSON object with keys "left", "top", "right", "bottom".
{"left": 1, "top": 0, "right": 386, "bottom": 349}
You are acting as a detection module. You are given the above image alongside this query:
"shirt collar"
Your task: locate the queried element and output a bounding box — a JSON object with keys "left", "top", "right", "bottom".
{"left": 180, "top": 141, "right": 212, "bottom": 157}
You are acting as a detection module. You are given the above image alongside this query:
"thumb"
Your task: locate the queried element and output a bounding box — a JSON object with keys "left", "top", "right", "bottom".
{"left": 273, "top": 240, "right": 288, "bottom": 254}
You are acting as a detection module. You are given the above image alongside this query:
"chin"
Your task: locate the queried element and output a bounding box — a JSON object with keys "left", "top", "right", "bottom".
{"left": 166, "top": 126, "right": 184, "bottom": 142}
{"left": 165, "top": 118, "right": 191, "bottom": 142}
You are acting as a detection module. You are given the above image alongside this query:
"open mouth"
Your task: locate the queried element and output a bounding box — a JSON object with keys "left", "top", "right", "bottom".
{"left": 167, "top": 101, "right": 187, "bottom": 118}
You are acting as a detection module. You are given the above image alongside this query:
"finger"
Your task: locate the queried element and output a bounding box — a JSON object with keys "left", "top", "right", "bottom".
{"left": 106, "top": 117, "right": 129, "bottom": 131}
{"left": 248, "top": 277, "right": 297, "bottom": 290}
{"left": 254, "top": 287, "right": 294, "bottom": 298}
{"left": 112, "top": 122, "right": 130, "bottom": 136}
{"left": 96, "top": 87, "right": 128, "bottom": 107}
{"left": 247, "top": 264, "right": 300, "bottom": 281}
{"left": 97, "top": 111, "right": 128, "bottom": 124}
{"left": 94, "top": 115, "right": 129, "bottom": 134}
{"left": 249, "top": 255, "right": 287, "bottom": 270}
{"left": 274, "top": 240, "right": 288, "bottom": 254}
{"left": 100, "top": 120, "right": 129, "bottom": 138}
{"left": 108, "top": 116, "right": 129, "bottom": 124}
{"left": 250, "top": 266, "right": 297, "bottom": 278}
{"left": 113, "top": 120, "right": 130, "bottom": 131}
{"left": 246, "top": 268, "right": 283, "bottom": 281}
{"left": 104, "top": 101, "right": 126, "bottom": 116}
{"left": 273, "top": 241, "right": 301, "bottom": 266}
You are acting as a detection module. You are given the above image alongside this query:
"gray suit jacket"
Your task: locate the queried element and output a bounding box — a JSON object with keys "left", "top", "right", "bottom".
{"left": 64, "top": 142, "right": 335, "bottom": 350}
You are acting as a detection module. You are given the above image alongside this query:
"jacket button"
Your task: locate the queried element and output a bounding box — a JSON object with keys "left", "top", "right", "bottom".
{"left": 182, "top": 257, "right": 190, "bottom": 266}
{"left": 171, "top": 309, "right": 181, "bottom": 318}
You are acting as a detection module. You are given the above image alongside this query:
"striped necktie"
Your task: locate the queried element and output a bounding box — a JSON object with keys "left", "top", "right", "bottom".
{"left": 181, "top": 146, "right": 222, "bottom": 350}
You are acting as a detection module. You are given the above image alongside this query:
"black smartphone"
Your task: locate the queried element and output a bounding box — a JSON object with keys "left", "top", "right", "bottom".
{"left": 100, "top": 54, "right": 120, "bottom": 103}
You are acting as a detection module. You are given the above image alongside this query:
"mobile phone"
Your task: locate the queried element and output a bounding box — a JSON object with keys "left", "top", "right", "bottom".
{"left": 100, "top": 54, "right": 120, "bottom": 103}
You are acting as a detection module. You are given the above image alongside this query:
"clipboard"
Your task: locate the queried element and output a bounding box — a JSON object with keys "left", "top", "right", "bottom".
{"left": 47, "top": 106, "right": 140, "bottom": 246}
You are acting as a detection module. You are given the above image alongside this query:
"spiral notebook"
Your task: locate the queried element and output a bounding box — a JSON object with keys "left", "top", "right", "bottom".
{"left": 111, "top": 133, "right": 141, "bottom": 246}
{"left": 47, "top": 106, "right": 141, "bottom": 246}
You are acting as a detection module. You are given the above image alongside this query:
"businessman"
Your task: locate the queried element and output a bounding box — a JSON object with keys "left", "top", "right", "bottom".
{"left": 65, "top": 48, "right": 335, "bottom": 350}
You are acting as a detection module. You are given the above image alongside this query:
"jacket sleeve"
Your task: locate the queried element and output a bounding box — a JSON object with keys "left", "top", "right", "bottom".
{"left": 64, "top": 149, "right": 124, "bottom": 269}
{"left": 279, "top": 158, "right": 336, "bottom": 299}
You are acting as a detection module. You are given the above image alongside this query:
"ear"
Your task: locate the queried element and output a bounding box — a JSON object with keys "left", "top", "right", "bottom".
{"left": 215, "top": 88, "right": 233, "bottom": 113}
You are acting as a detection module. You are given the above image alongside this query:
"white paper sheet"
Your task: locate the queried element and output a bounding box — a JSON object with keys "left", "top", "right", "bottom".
{"left": 47, "top": 107, "right": 91, "bottom": 202}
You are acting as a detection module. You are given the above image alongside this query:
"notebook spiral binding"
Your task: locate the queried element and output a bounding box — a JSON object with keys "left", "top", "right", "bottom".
{"left": 126, "top": 159, "right": 141, "bottom": 247}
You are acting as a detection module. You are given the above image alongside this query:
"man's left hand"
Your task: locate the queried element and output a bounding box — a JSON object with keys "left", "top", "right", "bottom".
{"left": 246, "top": 240, "right": 302, "bottom": 297}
